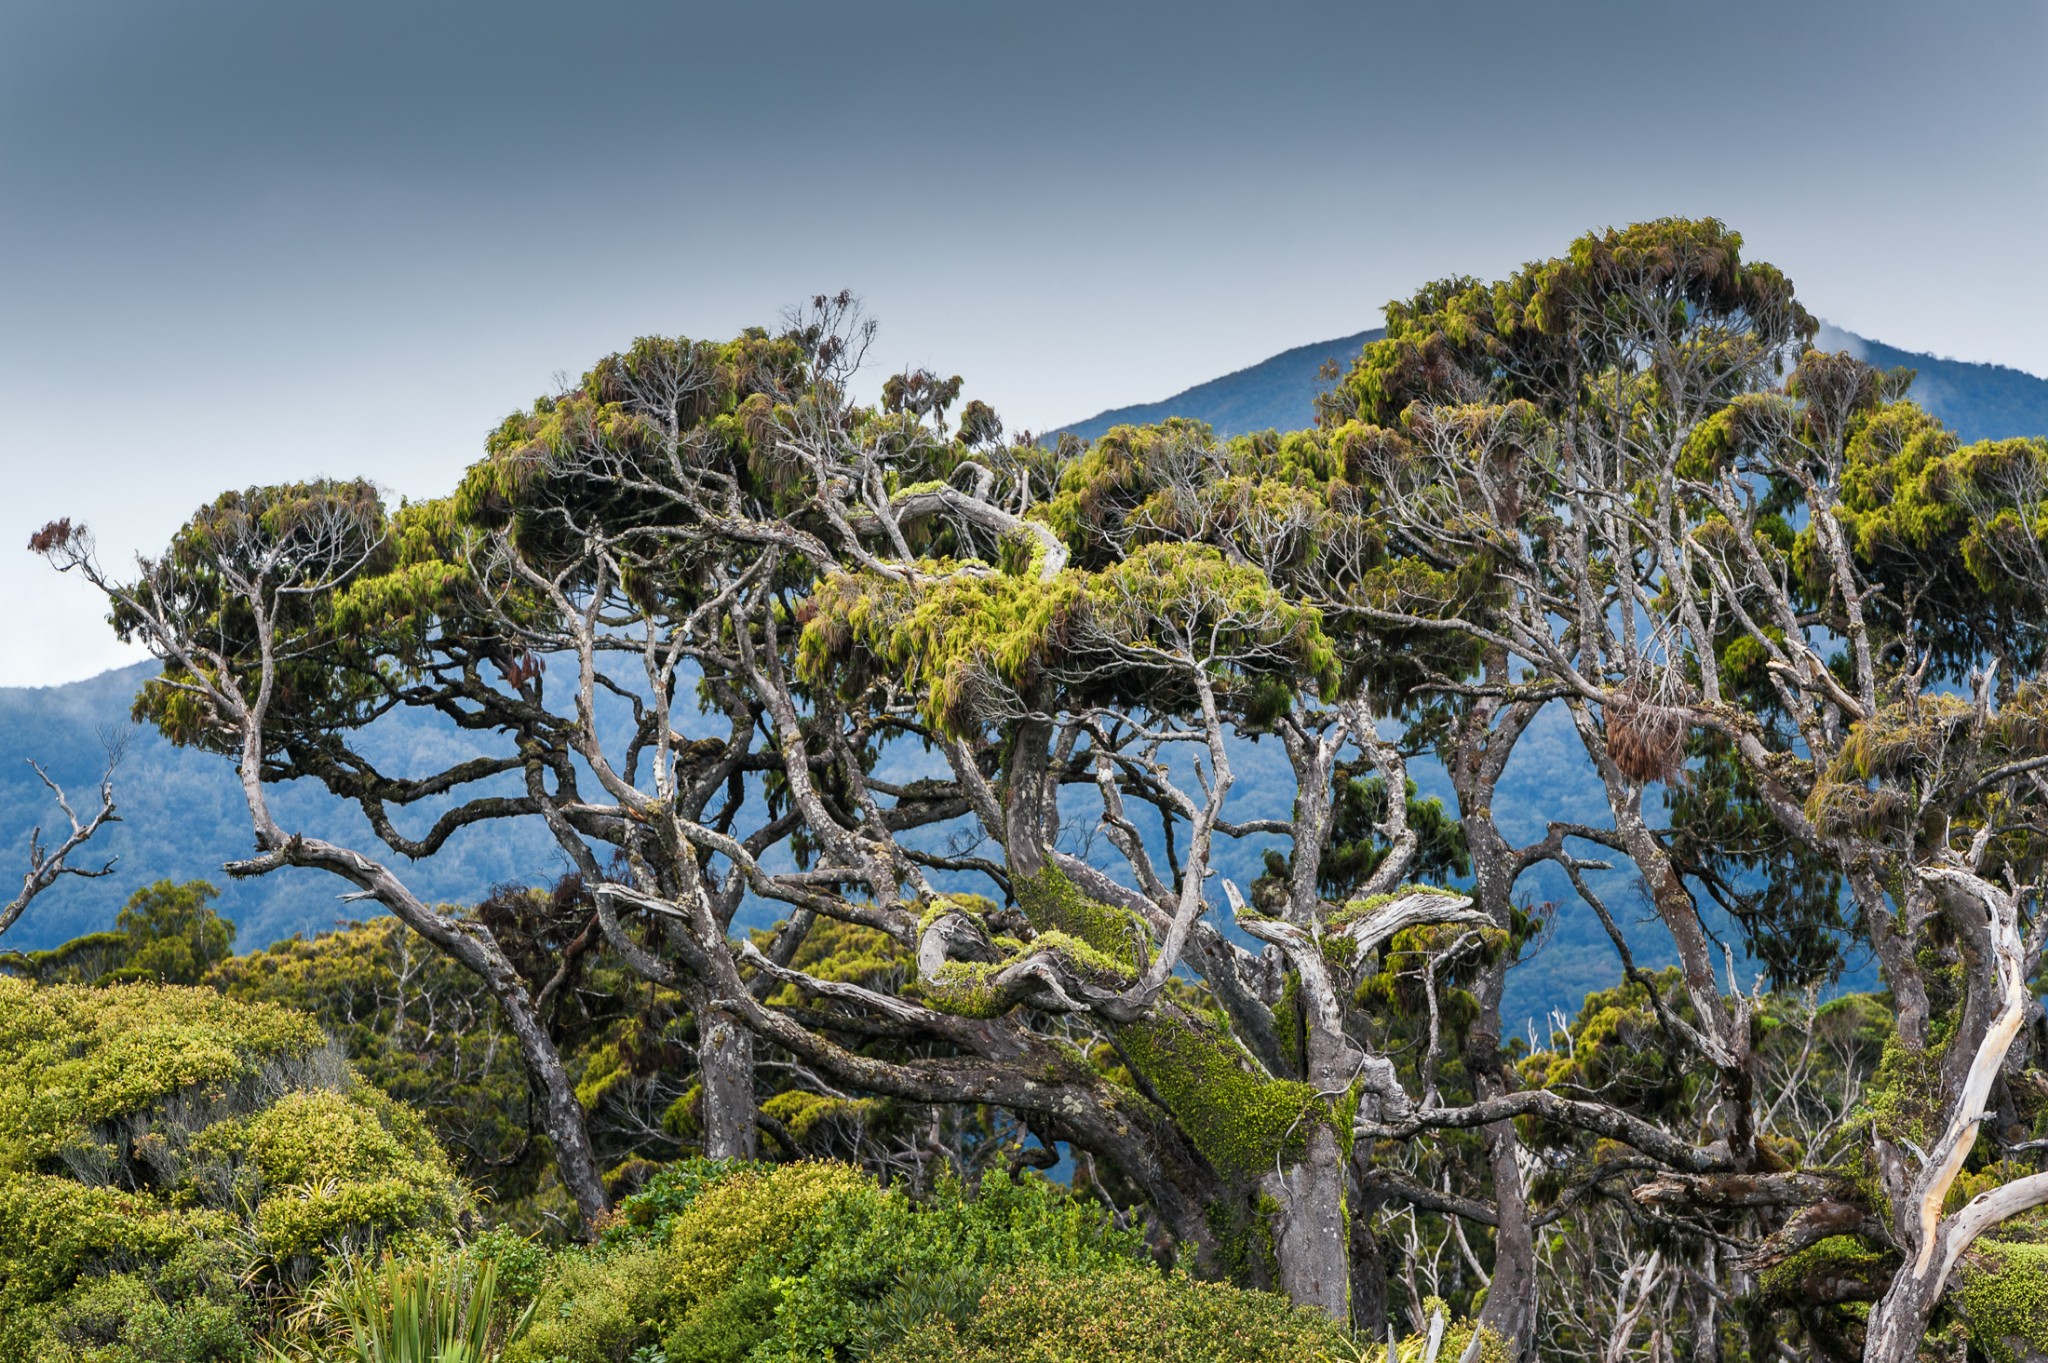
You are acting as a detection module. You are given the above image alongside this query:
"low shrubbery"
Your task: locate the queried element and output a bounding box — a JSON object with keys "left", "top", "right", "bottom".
{"left": 488, "top": 1159, "right": 1490, "bottom": 1363}
{"left": 882, "top": 1262, "right": 1352, "bottom": 1363}
{"left": 0, "top": 975, "right": 470, "bottom": 1363}
{"left": 0, "top": 973, "right": 1499, "bottom": 1363}
{"left": 505, "top": 1159, "right": 1153, "bottom": 1363}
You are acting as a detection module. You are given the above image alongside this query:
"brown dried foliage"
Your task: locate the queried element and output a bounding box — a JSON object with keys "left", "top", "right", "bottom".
{"left": 1606, "top": 692, "right": 1690, "bottom": 784}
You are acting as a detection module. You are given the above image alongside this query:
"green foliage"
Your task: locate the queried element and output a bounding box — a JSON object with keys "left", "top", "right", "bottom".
{"left": 509, "top": 1161, "right": 1148, "bottom": 1363}
{"left": 0, "top": 976, "right": 470, "bottom": 1361}
{"left": 305, "top": 1252, "right": 530, "bottom": 1363}
{"left": 1515, "top": 971, "right": 1697, "bottom": 1148}
{"left": 799, "top": 558, "right": 1085, "bottom": 735}
{"left": 8, "top": 1243, "right": 258, "bottom": 1363}
{"left": 1664, "top": 734, "right": 1846, "bottom": 988}
{"left": 111, "top": 880, "right": 237, "bottom": 985}
{"left": 211, "top": 906, "right": 695, "bottom": 1232}
{"left": 1826, "top": 401, "right": 2048, "bottom": 670}
{"left": 876, "top": 1262, "right": 1353, "bottom": 1363}
{"left": 498, "top": 1243, "right": 671, "bottom": 1363}
{"left": 1311, "top": 775, "right": 1467, "bottom": 906}
{"left": 9, "top": 879, "right": 238, "bottom": 987}
{"left": 194, "top": 1088, "right": 467, "bottom": 1263}
{"left": 0, "top": 973, "right": 321, "bottom": 1169}
{"left": 121, "top": 479, "right": 397, "bottom": 752}
{"left": 800, "top": 541, "right": 1337, "bottom": 737}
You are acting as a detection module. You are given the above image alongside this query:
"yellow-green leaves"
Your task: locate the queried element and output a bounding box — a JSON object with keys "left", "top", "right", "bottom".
{"left": 0, "top": 976, "right": 321, "bottom": 1169}
{"left": 798, "top": 557, "right": 1085, "bottom": 735}
{"left": 797, "top": 543, "right": 1337, "bottom": 736}
{"left": 0, "top": 976, "right": 470, "bottom": 1320}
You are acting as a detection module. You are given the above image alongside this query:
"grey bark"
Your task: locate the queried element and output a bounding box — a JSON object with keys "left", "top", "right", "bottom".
{"left": 697, "top": 998, "right": 759, "bottom": 1160}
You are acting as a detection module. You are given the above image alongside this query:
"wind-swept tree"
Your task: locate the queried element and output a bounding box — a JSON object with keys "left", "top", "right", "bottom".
{"left": 37, "top": 296, "right": 1495, "bottom": 1320}
{"left": 1321, "top": 218, "right": 2048, "bottom": 1361}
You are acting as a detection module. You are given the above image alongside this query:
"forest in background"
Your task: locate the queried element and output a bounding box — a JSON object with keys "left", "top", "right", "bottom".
{"left": 2, "top": 218, "right": 2045, "bottom": 1363}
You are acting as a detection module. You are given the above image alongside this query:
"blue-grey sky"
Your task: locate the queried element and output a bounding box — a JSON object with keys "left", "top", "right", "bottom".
{"left": 4, "top": 0, "right": 2044, "bottom": 684}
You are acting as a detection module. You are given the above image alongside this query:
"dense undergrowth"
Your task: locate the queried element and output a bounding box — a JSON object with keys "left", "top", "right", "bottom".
{"left": 0, "top": 962, "right": 1500, "bottom": 1363}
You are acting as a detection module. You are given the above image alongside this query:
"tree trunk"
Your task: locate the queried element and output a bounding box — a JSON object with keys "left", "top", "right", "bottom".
{"left": 1687, "top": 1243, "right": 1721, "bottom": 1363}
{"left": 1862, "top": 1271, "right": 1938, "bottom": 1363}
{"left": 496, "top": 979, "right": 611, "bottom": 1233}
{"left": 236, "top": 826, "right": 614, "bottom": 1236}
{"left": 1453, "top": 693, "right": 1541, "bottom": 1358}
{"left": 1350, "top": 1176, "right": 1391, "bottom": 1336}
{"left": 699, "top": 1000, "right": 759, "bottom": 1160}
{"left": 1270, "top": 1121, "right": 1352, "bottom": 1320}
{"left": 1478, "top": 1109, "right": 1538, "bottom": 1356}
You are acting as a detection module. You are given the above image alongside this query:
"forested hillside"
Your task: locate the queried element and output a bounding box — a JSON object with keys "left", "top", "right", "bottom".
{"left": 4, "top": 222, "right": 2045, "bottom": 1362}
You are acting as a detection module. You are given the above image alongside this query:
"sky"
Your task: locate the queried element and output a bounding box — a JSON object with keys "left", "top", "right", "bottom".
{"left": 2, "top": 0, "right": 2044, "bottom": 686}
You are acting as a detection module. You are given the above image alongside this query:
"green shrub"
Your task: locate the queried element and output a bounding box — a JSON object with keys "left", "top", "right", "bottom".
{"left": 193, "top": 1088, "right": 467, "bottom": 1264}
{"left": 599, "top": 1159, "right": 773, "bottom": 1250}
{"left": 0, "top": 977, "right": 472, "bottom": 1362}
{"left": 876, "top": 1263, "right": 1353, "bottom": 1363}
{"left": 502, "top": 1244, "right": 672, "bottom": 1363}
{"left": 508, "top": 1161, "right": 1149, "bottom": 1363}
{"left": 0, "top": 975, "right": 322, "bottom": 1171}
{"left": 0, "top": 1240, "right": 259, "bottom": 1363}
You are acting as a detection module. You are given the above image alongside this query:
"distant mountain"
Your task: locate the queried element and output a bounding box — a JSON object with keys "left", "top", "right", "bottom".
{"left": 1058, "top": 322, "right": 2048, "bottom": 449}
{"left": 1814, "top": 323, "right": 2048, "bottom": 445}
{"left": 0, "top": 663, "right": 565, "bottom": 953}
{"left": 1056, "top": 331, "right": 1382, "bottom": 444}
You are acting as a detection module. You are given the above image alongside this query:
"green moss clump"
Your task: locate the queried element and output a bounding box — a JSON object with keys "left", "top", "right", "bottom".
{"left": 1869, "top": 1031, "right": 1944, "bottom": 1149}
{"left": 1274, "top": 973, "right": 1306, "bottom": 1077}
{"left": 1326, "top": 884, "right": 1455, "bottom": 932}
{"left": 1756, "top": 1235, "right": 1894, "bottom": 1306}
{"left": 918, "top": 961, "right": 1014, "bottom": 1019}
{"left": 912, "top": 912, "right": 1140, "bottom": 1022}
{"left": 1959, "top": 1240, "right": 2048, "bottom": 1363}
{"left": 1012, "top": 869, "right": 1145, "bottom": 969}
{"left": 1012, "top": 869, "right": 1334, "bottom": 1180}
{"left": 1117, "top": 1018, "right": 1328, "bottom": 1181}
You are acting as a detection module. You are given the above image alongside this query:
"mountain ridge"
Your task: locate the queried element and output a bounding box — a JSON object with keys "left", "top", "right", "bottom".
{"left": 1053, "top": 329, "right": 1382, "bottom": 445}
